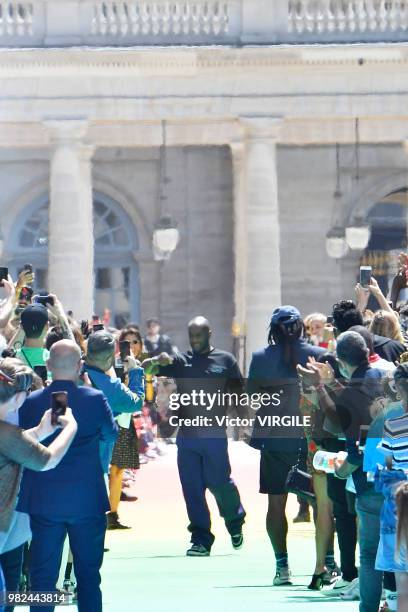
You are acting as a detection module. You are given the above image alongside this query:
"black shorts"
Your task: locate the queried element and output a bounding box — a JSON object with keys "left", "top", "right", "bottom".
{"left": 260, "top": 450, "right": 306, "bottom": 495}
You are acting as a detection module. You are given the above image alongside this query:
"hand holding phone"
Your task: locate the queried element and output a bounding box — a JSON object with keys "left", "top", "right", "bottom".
{"left": 51, "top": 391, "right": 68, "bottom": 426}
{"left": 55, "top": 407, "right": 76, "bottom": 431}
{"left": 34, "top": 293, "right": 55, "bottom": 307}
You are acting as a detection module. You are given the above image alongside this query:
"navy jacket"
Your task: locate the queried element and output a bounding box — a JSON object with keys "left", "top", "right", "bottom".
{"left": 17, "top": 380, "right": 118, "bottom": 517}
{"left": 248, "top": 340, "right": 326, "bottom": 452}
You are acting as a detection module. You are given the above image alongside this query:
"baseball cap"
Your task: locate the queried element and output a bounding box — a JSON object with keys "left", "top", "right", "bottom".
{"left": 21, "top": 304, "right": 48, "bottom": 337}
{"left": 86, "top": 330, "right": 115, "bottom": 356}
{"left": 271, "top": 305, "right": 301, "bottom": 326}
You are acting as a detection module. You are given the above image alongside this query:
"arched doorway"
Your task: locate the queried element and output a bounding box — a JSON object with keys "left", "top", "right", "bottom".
{"left": 360, "top": 188, "right": 407, "bottom": 303}
{"left": 8, "top": 192, "right": 140, "bottom": 327}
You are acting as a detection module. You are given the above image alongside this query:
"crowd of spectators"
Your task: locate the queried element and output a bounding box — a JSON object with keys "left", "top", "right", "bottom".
{"left": 2, "top": 254, "right": 408, "bottom": 612}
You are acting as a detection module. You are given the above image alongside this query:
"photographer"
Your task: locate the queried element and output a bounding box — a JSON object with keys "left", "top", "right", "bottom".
{"left": 84, "top": 331, "right": 144, "bottom": 531}
{"left": 18, "top": 340, "right": 117, "bottom": 612}
{"left": 15, "top": 295, "right": 74, "bottom": 371}
{"left": 0, "top": 357, "right": 77, "bottom": 612}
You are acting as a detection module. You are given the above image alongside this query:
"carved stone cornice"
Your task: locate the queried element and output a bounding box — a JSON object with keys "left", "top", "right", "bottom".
{"left": 0, "top": 45, "right": 407, "bottom": 76}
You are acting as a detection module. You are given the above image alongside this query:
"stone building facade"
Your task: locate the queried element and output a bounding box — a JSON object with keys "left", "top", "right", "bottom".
{"left": 1, "top": 1, "right": 408, "bottom": 365}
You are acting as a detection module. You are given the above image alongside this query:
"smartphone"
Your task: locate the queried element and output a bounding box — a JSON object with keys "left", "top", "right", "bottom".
{"left": 34, "top": 294, "right": 54, "bottom": 307}
{"left": 114, "top": 363, "right": 126, "bottom": 382}
{"left": 92, "top": 323, "right": 104, "bottom": 332}
{"left": 360, "top": 266, "right": 372, "bottom": 288}
{"left": 33, "top": 365, "right": 47, "bottom": 385}
{"left": 119, "top": 340, "right": 131, "bottom": 362}
{"left": 51, "top": 391, "right": 68, "bottom": 426}
{"left": 358, "top": 425, "right": 370, "bottom": 450}
{"left": 0, "top": 267, "right": 8, "bottom": 288}
{"left": 326, "top": 315, "right": 333, "bottom": 325}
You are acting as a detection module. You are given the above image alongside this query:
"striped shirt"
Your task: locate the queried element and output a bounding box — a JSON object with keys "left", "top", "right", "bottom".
{"left": 378, "top": 414, "right": 408, "bottom": 470}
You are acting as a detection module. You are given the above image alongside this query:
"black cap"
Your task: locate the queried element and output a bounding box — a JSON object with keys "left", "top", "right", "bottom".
{"left": 87, "top": 330, "right": 115, "bottom": 355}
{"left": 21, "top": 304, "right": 48, "bottom": 337}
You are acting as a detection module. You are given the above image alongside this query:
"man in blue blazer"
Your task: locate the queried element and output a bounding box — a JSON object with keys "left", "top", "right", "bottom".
{"left": 18, "top": 340, "right": 118, "bottom": 612}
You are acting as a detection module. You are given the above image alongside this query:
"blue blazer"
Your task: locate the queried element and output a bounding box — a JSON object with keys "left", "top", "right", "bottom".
{"left": 17, "top": 380, "right": 118, "bottom": 517}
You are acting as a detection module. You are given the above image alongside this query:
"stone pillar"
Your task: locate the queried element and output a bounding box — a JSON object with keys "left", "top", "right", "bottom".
{"left": 241, "top": 117, "right": 283, "bottom": 365}
{"left": 46, "top": 120, "right": 95, "bottom": 320}
{"left": 230, "top": 140, "right": 247, "bottom": 373}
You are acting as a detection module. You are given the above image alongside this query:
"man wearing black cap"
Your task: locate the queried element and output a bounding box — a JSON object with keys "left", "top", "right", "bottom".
{"left": 248, "top": 306, "right": 326, "bottom": 586}
{"left": 16, "top": 303, "right": 50, "bottom": 368}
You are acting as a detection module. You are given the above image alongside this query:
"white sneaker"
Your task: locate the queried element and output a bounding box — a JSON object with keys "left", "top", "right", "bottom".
{"left": 338, "top": 577, "right": 360, "bottom": 601}
{"left": 332, "top": 578, "right": 353, "bottom": 591}
{"left": 273, "top": 567, "right": 292, "bottom": 586}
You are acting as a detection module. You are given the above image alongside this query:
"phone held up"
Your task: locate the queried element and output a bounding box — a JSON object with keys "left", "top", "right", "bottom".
{"left": 360, "top": 266, "right": 372, "bottom": 289}
{"left": 51, "top": 391, "right": 68, "bottom": 426}
{"left": 33, "top": 293, "right": 55, "bottom": 307}
{"left": 119, "top": 340, "right": 131, "bottom": 362}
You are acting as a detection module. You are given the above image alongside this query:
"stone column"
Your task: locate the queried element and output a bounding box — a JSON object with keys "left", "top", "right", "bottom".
{"left": 241, "top": 117, "right": 283, "bottom": 365}
{"left": 230, "top": 140, "right": 248, "bottom": 373}
{"left": 46, "top": 120, "right": 95, "bottom": 320}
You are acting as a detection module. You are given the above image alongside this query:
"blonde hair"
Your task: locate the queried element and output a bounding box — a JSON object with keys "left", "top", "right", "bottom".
{"left": 369, "top": 310, "right": 404, "bottom": 344}
{"left": 304, "top": 312, "right": 327, "bottom": 327}
{"left": 396, "top": 482, "right": 408, "bottom": 556}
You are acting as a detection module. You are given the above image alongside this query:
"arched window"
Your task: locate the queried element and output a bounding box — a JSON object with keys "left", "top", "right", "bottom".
{"left": 360, "top": 188, "right": 408, "bottom": 303}
{"left": 8, "top": 193, "right": 140, "bottom": 327}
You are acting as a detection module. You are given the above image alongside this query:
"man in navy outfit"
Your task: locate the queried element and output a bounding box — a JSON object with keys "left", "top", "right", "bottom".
{"left": 143, "top": 316, "right": 246, "bottom": 557}
{"left": 18, "top": 340, "right": 118, "bottom": 612}
{"left": 248, "top": 306, "right": 326, "bottom": 586}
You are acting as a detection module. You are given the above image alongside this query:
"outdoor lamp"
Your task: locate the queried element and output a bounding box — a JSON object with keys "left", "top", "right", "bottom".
{"left": 345, "top": 218, "right": 371, "bottom": 250}
{"left": 152, "top": 215, "right": 180, "bottom": 261}
{"left": 326, "top": 227, "right": 348, "bottom": 259}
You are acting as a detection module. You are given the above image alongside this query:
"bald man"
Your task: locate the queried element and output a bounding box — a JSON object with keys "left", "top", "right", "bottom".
{"left": 143, "top": 316, "right": 246, "bottom": 556}
{"left": 18, "top": 340, "right": 118, "bottom": 612}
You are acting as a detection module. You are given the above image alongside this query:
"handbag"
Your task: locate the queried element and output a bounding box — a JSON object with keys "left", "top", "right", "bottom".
{"left": 285, "top": 439, "right": 316, "bottom": 506}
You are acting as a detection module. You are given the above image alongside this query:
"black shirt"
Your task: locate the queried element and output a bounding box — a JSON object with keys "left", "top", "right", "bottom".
{"left": 158, "top": 348, "right": 245, "bottom": 437}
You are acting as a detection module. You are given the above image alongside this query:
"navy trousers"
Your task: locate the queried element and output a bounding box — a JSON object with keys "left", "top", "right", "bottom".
{"left": 29, "top": 514, "right": 106, "bottom": 612}
{"left": 177, "top": 436, "right": 246, "bottom": 550}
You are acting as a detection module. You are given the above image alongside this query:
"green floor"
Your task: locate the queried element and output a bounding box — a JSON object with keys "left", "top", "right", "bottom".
{"left": 20, "top": 443, "right": 358, "bottom": 611}
{"left": 100, "top": 443, "right": 357, "bottom": 612}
